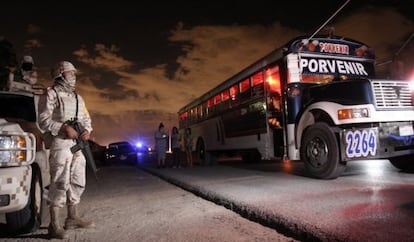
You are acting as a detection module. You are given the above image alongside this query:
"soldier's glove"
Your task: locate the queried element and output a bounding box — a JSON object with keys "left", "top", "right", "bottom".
{"left": 80, "top": 130, "right": 90, "bottom": 141}
{"left": 61, "top": 124, "right": 78, "bottom": 139}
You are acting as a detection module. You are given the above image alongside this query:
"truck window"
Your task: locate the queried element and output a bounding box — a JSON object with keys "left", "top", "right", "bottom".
{"left": 0, "top": 93, "right": 36, "bottom": 122}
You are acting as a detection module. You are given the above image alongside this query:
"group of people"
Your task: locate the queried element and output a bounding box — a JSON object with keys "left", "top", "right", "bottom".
{"left": 154, "top": 123, "right": 193, "bottom": 168}
{"left": 2, "top": 36, "right": 196, "bottom": 240}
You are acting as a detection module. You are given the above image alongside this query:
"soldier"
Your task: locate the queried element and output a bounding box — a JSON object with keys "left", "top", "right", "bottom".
{"left": 38, "top": 61, "right": 95, "bottom": 239}
{"left": 7, "top": 55, "right": 38, "bottom": 92}
{"left": 19, "top": 55, "right": 38, "bottom": 85}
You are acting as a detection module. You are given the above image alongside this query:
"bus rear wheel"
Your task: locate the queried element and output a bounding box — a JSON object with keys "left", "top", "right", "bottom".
{"left": 196, "top": 139, "right": 206, "bottom": 165}
{"left": 196, "top": 139, "right": 217, "bottom": 165}
{"left": 300, "top": 122, "right": 346, "bottom": 179}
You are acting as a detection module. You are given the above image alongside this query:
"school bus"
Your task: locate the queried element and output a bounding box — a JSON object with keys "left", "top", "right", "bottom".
{"left": 178, "top": 34, "right": 414, "bottom": 179}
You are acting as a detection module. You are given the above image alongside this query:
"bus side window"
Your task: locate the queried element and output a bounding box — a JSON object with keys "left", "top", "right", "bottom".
{"left": 207, "top": 97, "right": 214, "bottom": 117}
{"left": 252, "top": 72, "right": 264, "bottom": 97}
{"left": 202, "top": 102, "right": 208, "bottom": 119}
{"left": 239, "top": 78, "right": 251, "bottom": 102}
{"left": 230, "top": 84, "right": 239, "bottom": 108}
{"left": 191, "top": 108, "right": 197, "bottom": 123}
{"left": 266, "top": 65, "right": 282, "bottom": 111}
{"left": 197, "top": 105, "right": 203, "bottom": 120}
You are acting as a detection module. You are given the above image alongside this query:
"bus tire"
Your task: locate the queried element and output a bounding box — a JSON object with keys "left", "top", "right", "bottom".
{"left": 300, "top": 122, "right": 346, "bottom": 179}
{"left": 6, "top": 169, "right": 43, "bottom": 235}
{"left": 196, "top": 139, "right": 206, "bottom": 165}
{"left": 389, "top": 155, "right": 414, "bottom": 171}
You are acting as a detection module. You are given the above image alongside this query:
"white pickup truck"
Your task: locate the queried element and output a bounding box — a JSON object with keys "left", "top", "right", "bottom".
{"left": 0, "top": 87, "right": 50, "bottom": 235}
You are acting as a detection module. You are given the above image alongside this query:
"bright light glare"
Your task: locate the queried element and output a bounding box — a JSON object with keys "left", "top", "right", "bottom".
{"left": 362, "top": 160, "right": 387, "bottom": 177}
{"left": 409, "top": 71, "right": 414, "bottom": 90}
{"left": 408, "top": 80, "right": 414, "bottom": 91}
{"left": 136, "top": 142, "right": 142, "bottom": 148}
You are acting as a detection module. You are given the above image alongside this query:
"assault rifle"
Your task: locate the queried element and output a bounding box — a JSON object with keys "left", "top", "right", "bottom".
{"left": 65, "top": 118, "right": 99, "bottom": 181}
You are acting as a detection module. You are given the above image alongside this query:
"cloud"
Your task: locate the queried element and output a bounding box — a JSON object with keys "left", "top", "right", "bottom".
{"left": 74, "top": 44, "right": 134, "bottom": 71}
{"left": 169, "top": 22, "right": 301, "bottom": 96}
{"left": 332, "top": 6, "right": 414, "bottom": 78}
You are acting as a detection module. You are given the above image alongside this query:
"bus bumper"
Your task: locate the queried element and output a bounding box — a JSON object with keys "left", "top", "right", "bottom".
{"left": 340, "top": 121, "right": 414, "bottom": 161}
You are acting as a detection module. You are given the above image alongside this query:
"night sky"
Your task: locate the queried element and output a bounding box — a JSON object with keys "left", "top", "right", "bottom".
{"left": 1, "top": 0, "right": 413, "bottom": 146}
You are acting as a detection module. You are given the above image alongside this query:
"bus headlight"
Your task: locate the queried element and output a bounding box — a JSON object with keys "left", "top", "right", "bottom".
{"left": 0, "top": 134, "right": 35, "bottom": 166}
{"left": 338, "top": 108, "right": 370, "bottom": 120}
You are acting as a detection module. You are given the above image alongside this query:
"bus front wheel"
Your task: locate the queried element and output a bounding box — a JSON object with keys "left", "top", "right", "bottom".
{"left": 300, "top": 122, "right": 346, "bottom": 179}
{"left": 389, "top": 155, "right": 414, "bottom": 172}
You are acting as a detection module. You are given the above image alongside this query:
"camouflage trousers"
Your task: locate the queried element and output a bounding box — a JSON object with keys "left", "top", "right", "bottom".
{"left": 48, "top": 141, "right": 86, "bottom": 208}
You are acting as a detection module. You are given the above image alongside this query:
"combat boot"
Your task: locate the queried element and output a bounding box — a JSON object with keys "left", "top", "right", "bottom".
{"left": 64, "top": 204, "right": 95, "bottom": 230}
{"left": 48, "top": 206, "right": 68, "bottom": 239}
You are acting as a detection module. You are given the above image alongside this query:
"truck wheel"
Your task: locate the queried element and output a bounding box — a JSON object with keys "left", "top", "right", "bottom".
{"left": 389, "top": 155, "right": 414, "bottom": 171}
{"left": 300, "top": 122, "right": 346, "bottom": 179}
{"left": 6, "top": 170, "right": 43, "bottom": 235}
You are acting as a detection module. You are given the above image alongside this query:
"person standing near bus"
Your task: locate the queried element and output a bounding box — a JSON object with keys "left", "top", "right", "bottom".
{"left": 155, "top": 122, "right": 168, "bottom": 168}
{"left": 184, "top": 128, "right": 193, "bottom": 167}
{"left": 171, "top": 126, "right": 181, "bottom": 168}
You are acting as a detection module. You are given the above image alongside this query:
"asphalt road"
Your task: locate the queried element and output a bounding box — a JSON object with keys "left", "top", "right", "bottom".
{"left": 139, "top": 157, "right": 414, "bottom": 242}
{"left": 0, "top": 162, "right": 296, "bottom": 242}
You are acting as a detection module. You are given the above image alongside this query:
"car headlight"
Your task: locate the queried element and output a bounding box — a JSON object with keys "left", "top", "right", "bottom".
{"left": 0, "top": 133, "right": 36, "bottom": 167}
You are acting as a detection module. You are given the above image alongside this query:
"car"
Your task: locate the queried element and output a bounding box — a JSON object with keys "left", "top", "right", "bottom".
{"left": 104, "top": 141, "right": 137, "bottom": 165}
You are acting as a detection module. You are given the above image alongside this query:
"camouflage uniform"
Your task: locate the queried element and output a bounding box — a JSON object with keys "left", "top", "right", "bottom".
{"left": 38, "top": 83, "right": 92, "bottom": 207}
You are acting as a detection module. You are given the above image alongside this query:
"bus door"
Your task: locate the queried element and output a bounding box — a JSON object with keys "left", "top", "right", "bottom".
{"left": 265, "top": 65, "right": 284, "bottom": 157}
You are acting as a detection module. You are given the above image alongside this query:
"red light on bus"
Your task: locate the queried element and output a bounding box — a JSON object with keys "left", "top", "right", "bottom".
{"left": 214, "top": 94, "right": 221, "bottom": 104}
{"left": 265, "top": 65, "right": 281, "bottom": 94}
{"left": 180, "top": 112, "right": 188, "bottom": 120}
{"left": 208, "top": 97, "right": 214, "bottom": 107}
{"left": 266, "top": 76, "right": 281, "bottom": 93}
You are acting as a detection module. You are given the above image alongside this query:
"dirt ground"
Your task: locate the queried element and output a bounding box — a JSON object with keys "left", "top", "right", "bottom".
{"left": 1, "top": 165, "right": 297, "bottom": 242}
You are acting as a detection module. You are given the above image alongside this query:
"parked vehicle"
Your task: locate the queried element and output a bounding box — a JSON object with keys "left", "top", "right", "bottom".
{"left": 178, "top": 34, "right": 414, "bottom": 179}
{"left": 0, "top": 89, "right": 50, "bottom": 235}
{"left": 104, "top": 141, "right": 137, "bottom": 165}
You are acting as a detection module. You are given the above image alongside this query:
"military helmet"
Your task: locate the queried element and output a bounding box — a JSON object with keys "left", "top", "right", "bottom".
{"left": 52, "top": 61, "right": 77, "bottom": 80}
{"left": 21, "top": 55, "right": 34, "bottom": 71}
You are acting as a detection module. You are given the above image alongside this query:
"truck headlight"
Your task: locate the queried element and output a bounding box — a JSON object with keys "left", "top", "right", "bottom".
{"left": 0, "top": 133, "right": 35, "bottom": 166}
{"left": 338, "top": 108, "right": 370, "bottom": 120}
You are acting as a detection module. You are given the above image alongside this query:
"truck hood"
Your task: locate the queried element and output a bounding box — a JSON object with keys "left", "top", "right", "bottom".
{"left": 0, "top": 118, "right": 24, "bottom": 133}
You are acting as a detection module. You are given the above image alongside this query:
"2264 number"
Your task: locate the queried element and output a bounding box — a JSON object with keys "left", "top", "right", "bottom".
{"left": 344, "top": 128, "right": 377, "bottom": 158}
